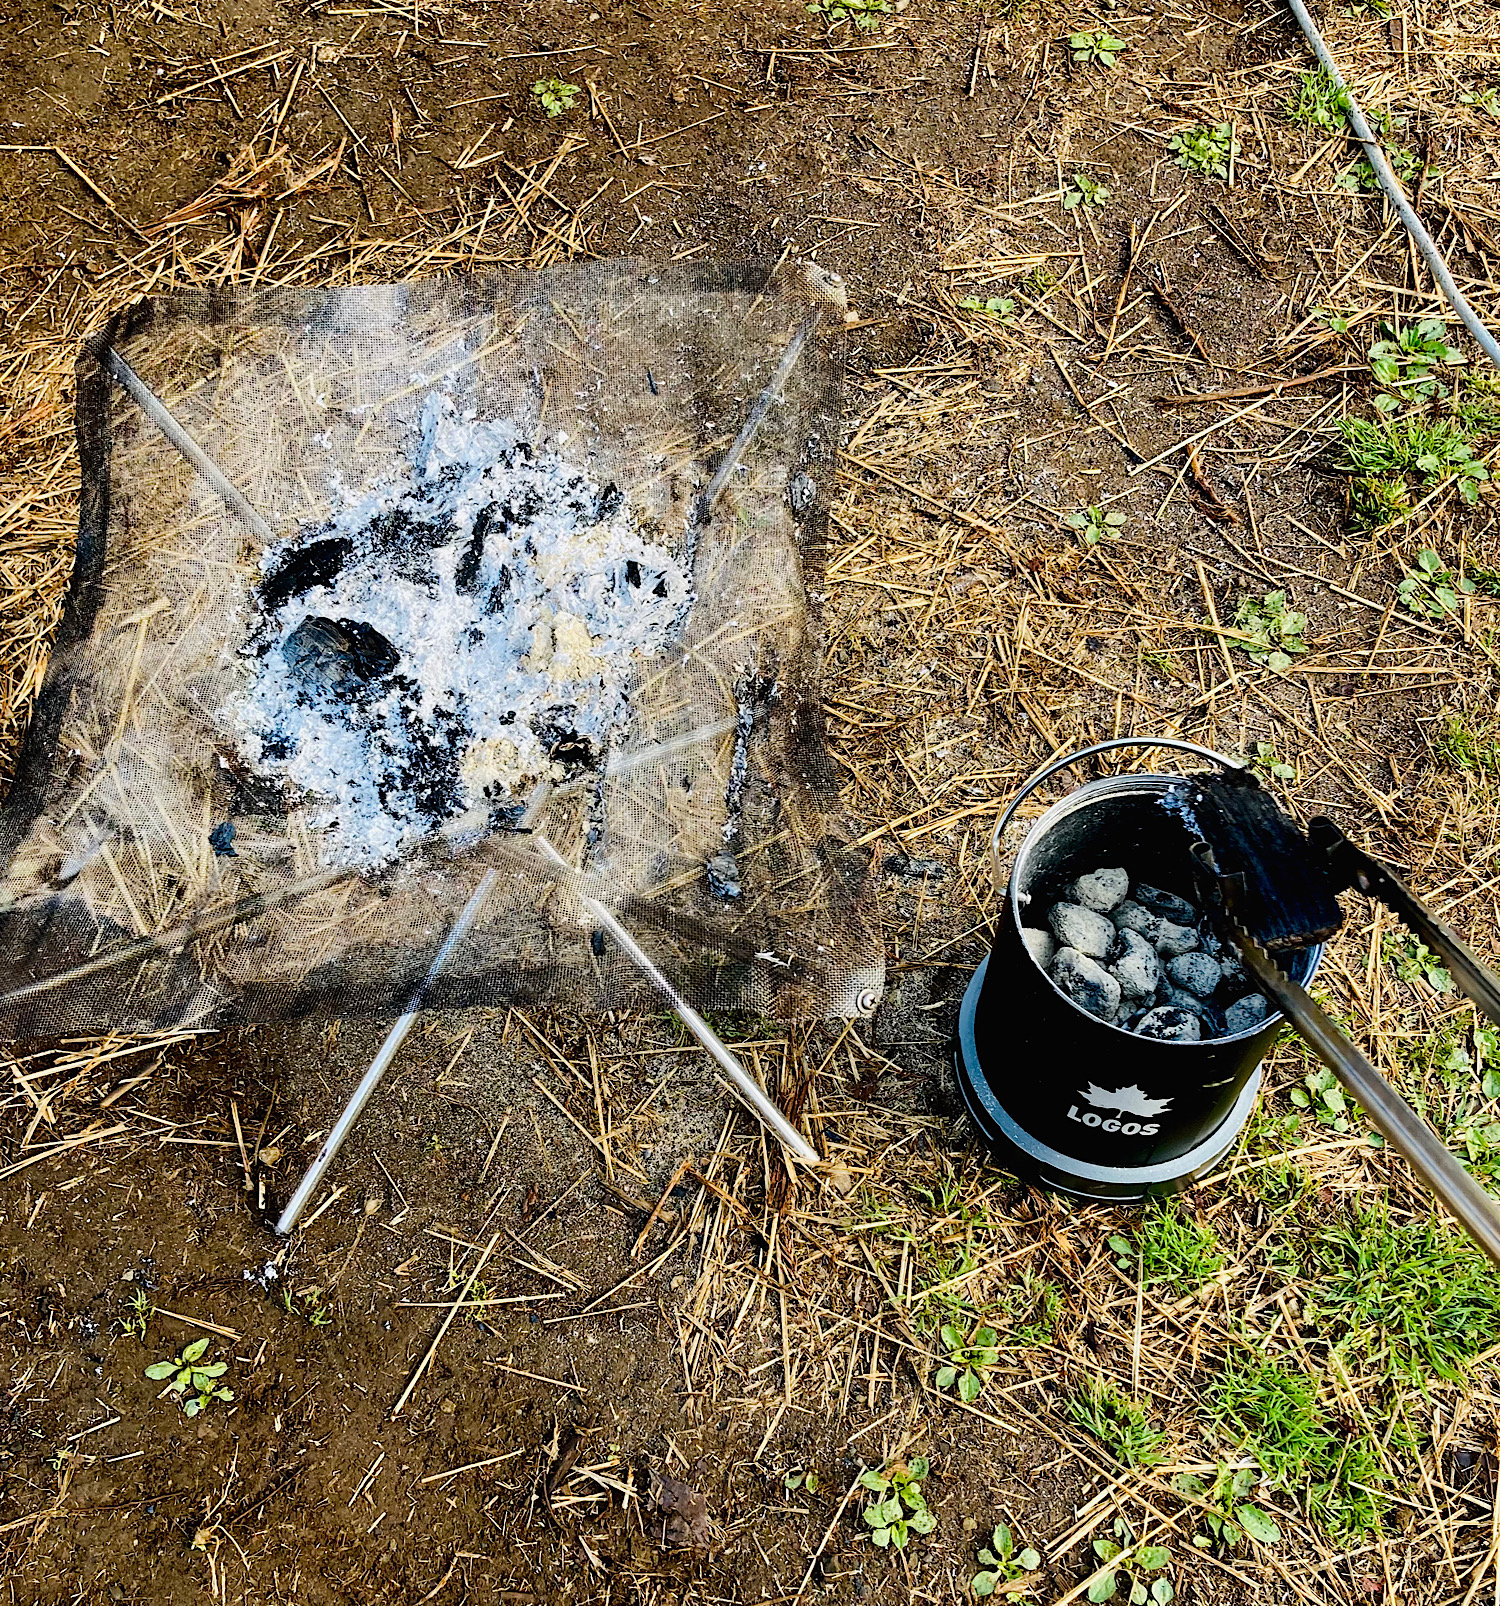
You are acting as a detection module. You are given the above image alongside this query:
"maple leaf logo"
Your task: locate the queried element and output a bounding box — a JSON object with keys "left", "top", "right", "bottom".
{"left": 1078, "top": 1082, "right": 1173, "bottom": 1119}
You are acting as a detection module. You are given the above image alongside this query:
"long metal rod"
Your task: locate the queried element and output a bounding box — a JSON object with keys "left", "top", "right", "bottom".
{"left": 274, "top": 868, "right": 500, "bottom": 1234}
{"left": 533, "top": 836, "right": 819, "bottom": 1166}
{"left": 1240, "top": 937, "right": 1500, "bottom": 1270}
{"left": 0, "top": 867, "right": 350, "bottom": 1015}
{"left": 1283, "top": 0, "right": 1500, "bottom": 369}
{"left": 104, "top": 349, "right": 277, "bottom": 538}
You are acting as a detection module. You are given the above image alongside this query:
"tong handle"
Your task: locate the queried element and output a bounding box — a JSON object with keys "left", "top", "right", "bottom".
{"left": 1309, "top": 818, "right": 1500, "bottom": 1032}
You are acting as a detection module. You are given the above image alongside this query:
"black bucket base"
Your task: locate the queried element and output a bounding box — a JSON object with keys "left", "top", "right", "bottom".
{"left": 956, "top": 956, "right": 1260, "bottom": 1204}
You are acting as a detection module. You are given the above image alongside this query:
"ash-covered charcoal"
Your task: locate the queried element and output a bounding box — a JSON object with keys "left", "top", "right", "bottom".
{"left": 705, "top": 850, "right": 742, "bottom": 901}
{"left": 1020, "top": 927, "right": 1056, "bottom": 969}
{"left": 1071, "top": 866, "right": 1129, "bottom": 914}
{"left": 229, "top": 394, "right": 693, "bottom": 866}
{"left": 1135, "top": 1006, "right": 1201, "bottom": 1042}
{"left": 1051, "top": 946, "right": 1121, "bottom": 1020}
{"left": 884, "top": 851, "right": 948, "bottom": 881}
{"left": 1047, "top": 902, "right": 1115, "bottom": 960}
{"left": 1023, "top": 865, "right": 1275, "bottom": 1042}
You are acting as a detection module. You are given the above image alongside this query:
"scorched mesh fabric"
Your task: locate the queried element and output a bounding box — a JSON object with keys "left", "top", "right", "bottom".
{"left": 0, "top": 263, "right": 882, "bottom": 1036}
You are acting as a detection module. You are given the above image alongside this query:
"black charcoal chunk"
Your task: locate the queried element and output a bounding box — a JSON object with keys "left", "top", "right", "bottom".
{"left": 283, "top": 615, "right": 399, "bottom": 697}
{"left": 1133, "top": 883, "right": 1198, "bottom": 925}
{"left": 1167, "top": 951, "right": 1222, "bottom": 998}
{"left": 1225, "top": 994, "right": 1270, "bottom": 1034}
{"left": 884, "top": 852, "right": 948, "bottom": 881}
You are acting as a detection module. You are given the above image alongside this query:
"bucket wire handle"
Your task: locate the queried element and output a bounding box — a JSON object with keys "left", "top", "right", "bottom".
{"left": 990, "top": 737, "right": 1242, "bottom": 894}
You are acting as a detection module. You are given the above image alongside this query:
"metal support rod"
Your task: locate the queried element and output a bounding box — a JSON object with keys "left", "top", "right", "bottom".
{"left": 274, "top": 868, "right": 499, "bottom": 1234}
{"left": 1239, "top": 936, "right": 1500, "bottom": 1271}
{"left": 534, "top": 837, "right": 820, "bottom": 1167}
{"left": 105, "top": 349, "right": 277, "bottom": 538}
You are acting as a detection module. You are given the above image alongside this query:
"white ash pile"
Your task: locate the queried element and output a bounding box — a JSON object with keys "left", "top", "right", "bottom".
{"left": 1021, "top": 867, "right": 1269, "bottom": 1041}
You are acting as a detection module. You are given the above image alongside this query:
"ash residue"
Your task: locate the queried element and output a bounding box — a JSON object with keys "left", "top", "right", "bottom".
{"left": 229, "top": 395, "right": 693, "bottom": 866}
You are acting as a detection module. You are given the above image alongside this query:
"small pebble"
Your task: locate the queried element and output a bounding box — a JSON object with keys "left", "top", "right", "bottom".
{"left": 1020, "top": 927, "right": 1057, "bottom": 970}
{"left": 1133, "top": 883, "right": 1199, "bottom": 925}
{"left": 1048, "top": 901, "right": 1116, "bottom": 960}
{"left": 1154, "top": 919, "right": 1201, "bottom": 959}
{"left": 1135, "top": 1006, "right": 1201, "bottom": 1043}
{"left": 1050, "top": 946, "right": 1122, "bottom": 1020}
{"left": 1167, "top": 951, "right": 1222, "bottom": 998}
{"left": 1225, "top": 994, "right": 1270, "bottom": 1035}
{"left": 1071, "top": 866, "right": 1130, "bottom": 914}
{"left": 1110, "top": 928, "right": 1161, "bottom": 1001}
{"left": 1113, "top": 900, "right": 1163, "bottom": 943}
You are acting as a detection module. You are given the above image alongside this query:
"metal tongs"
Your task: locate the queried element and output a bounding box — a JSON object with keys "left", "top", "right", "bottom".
{"left": 1194, "top": 817, "right": 1500, "bottom": 1270}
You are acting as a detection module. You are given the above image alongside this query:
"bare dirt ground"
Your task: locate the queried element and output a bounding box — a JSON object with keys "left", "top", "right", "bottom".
{"left": 4, "top": 0, "right": 1500, "bottom": 1602}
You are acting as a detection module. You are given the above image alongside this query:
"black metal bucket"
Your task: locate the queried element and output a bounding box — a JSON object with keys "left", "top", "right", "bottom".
{"left": 957, "top": 739, "right": 1322, "bottom": 1201}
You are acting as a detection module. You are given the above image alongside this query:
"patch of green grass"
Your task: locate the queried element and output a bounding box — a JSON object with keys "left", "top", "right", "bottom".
{"left": 1136, "top": 1202, "right": 1224, "bottom": 1294}
{"left": 1067, "top": 504, "right": 1127, "bottom": 545}
{"left": 1064, "top": 171, "right": 1111, "bottom": 210}
{"left": 118, "top": 1287, "right": 150, "bottom": 1342}
{"left": 531, "top": 78, "right": 579, "bottom": 118}
{"left": 1169, "top": 123, "right": 1237, "bottom": 180}
{"left": 1211, "top": 1354, "right": 1385, "bottom": 1539}
{"left": 1297, "top": 1210, "right": 1500, "bottom": 1384}
{"left": 808, "top": 0, "right": 892, "bottom": 28}
{"left": 1067, "top": 28, "right": 1126, "bottom": 67}
{"left": 1336, "top": 417, "right": 1489, "bottom": 520}
{"left": 1231, "top": 590, "right": 1307, "bottom": 671}
{"left": 1070, "top": 1378, "right": 1166, "bottom": 1467}
{"left": 994, "top": 1270, "right": 1062, "bottom": 1345}
{"left": 1285, "top": 67, "right": 1349, "bottom": 132}
{"left": 1437, "top": 712, "right": 1500, "bottom": 776}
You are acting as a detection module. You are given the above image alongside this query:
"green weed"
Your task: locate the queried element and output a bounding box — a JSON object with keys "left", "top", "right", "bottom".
{"left": 531, "top": 78, "right": 579, "bottom": 118}
{"left": 1064, "top": 172, "right": 1111, "bottom": 209}
{"left": 971, "top": 1523, "right": 1041, "bottom": 1597}
{"left": 808, "top": 0, "right": 892, "bottom": 28}
{"left": 861, "top": 1457, "right": 935, "bottom": 1550}
{"left": 994, "top": 1270, "right": 1061, "bottom": 1345}
{"left": 1368, "top": 317, "right": 1465, "bottom": 408}
{"left": 1286, "top": 68, "right": 1349, "bottom": 132}
{"left": 957, "top": 294, "right": 1017, "bottom": 321}
{"left": 1130, "top": 1202, "right": 1224, "bottom": 1295}
{"left": 1070, "top": 1378, "right": 1166, "bottom": 1467}
{"left": 118, "top": 1287, "right": 150, "bottom": 1342}
{"left": 1067, "top": 29, "right": 1126, "bottom": 67}
{"left": 937, "top": 1321, "right": 999, "bottom": 1403}
{"left": 1231, "top": 590, "right": 1307, "bottom": 671}
{"left": 1250, "top": 742, "right": 1296, "bottom": 783}
{"left": 1169, "top": 123, "right": 1237, "bottom": 180}
{"left": 1087, "top": 1517, "right": 1173, "bottom": 1603}
{"left": 1067, "top": 504, "right": 1127, "bottom": 545}
{"left": 144, "top": 1338, "right": 234, "bottom": 1418}
{"left": 1437, "top": 712, "right": 1500, "bottom": 776}
{"left": 1173, "top": 1464, "right": 1282, "bottom": 1552}
{"left": 1460, "top": 86, "right": 1500, "bottom": 116}
{"left": 1383, "top": 930, "right": 1455, "bottom": 993}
